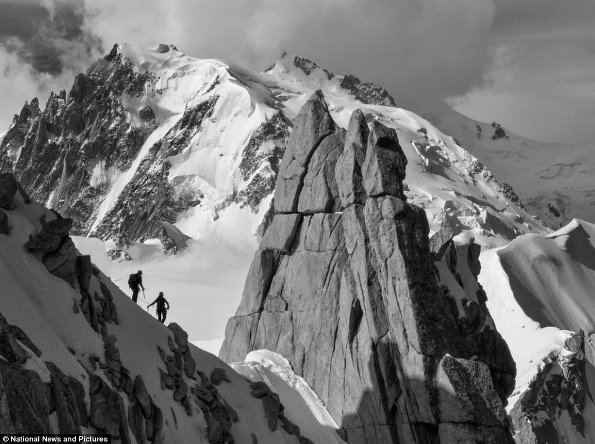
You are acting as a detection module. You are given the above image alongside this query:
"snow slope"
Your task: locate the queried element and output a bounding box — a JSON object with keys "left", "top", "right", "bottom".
{"left": 73, "top": 235, "right": 253, "bottom": 350}
{"left": 479, "top": 219, "right": 595, "bottom": 442}
{"left": 0, "top": 191, "right": 336, "bottom": 443}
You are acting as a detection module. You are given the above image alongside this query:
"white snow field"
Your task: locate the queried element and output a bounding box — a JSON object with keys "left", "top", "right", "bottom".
{"left": 75, "top": 45, "right": 548, "bottom": 351}
{"left": 0, "top": 185, "right": 341, "bottom": 442}
{"left": 480, "top": 219, "right": 595, "bottom": 441}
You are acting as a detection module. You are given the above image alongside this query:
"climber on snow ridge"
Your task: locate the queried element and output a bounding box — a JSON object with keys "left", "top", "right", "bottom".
{"left": 128, "top": 270, "right": 145, "bottom": 303}
{"left": 148, "top": 291, "right": 170, "bottom": 323}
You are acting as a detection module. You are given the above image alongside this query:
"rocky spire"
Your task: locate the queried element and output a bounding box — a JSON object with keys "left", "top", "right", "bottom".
{"left": 221, "top": 90, "right": 515, "bottom": 443}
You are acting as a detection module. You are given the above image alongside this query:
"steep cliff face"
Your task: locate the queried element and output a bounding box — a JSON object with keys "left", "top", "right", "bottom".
{"left": 221, "top": 92, "right": 516, "bottom": 443}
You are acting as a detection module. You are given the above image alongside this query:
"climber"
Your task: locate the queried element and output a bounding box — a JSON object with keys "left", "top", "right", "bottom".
{"left": 147, "top": 291, "right": 170, "bottom": 323}
{"left": 127, "top": 270, "right": 145, "bottom": 304}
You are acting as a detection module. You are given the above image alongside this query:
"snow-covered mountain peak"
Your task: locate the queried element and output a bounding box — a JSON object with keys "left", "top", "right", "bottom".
{"left": 265, "top": 52, "right": 397, "bottom": 109}
{"left": 0, "top": 44, "right": 548, "bottom": 256}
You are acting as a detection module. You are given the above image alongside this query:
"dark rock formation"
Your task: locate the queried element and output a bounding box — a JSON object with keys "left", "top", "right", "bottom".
{"left": 510, "top": 330, "right": 589, "bottom": 443}
{"left": 46, "top": 362, "right": 88, "bottom": 433}
{"left": 158, "top": 323, "right": 239, "bottom": 444}
{"left": 0, "top": 173, "right": 17, "bottom": 210}
{"left": 0, "top": 209, "right": 8, "bottom": 235}
{"left": 338, "top": 74, "right": 397, "bottom": 107}
{"left": 89, "top": 372, "right": 130, "bottom": 441}
{"left": 42, "top": 237, "right": 78, "bottom": 286}
{"left": 26, "top": 215, "right": 73, "bottom": 253}
{"left": 221, "top": 91, "right": 515, "bottom": 443}
{"left": 0, "top": 361, "right": 50, "bottom": 433}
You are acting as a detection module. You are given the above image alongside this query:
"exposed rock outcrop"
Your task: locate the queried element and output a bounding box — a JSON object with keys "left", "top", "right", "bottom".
{"left": 510, "top": 330, "right": 589, "bottom": 443}
{"left": 221, "top": 91, "right": 515, "bottom": 443}
{"left": 0, "top": 173, "right": 18, "bottom": 210}
{"left": 158, "top": 323, "right": 239, "bottom": 443}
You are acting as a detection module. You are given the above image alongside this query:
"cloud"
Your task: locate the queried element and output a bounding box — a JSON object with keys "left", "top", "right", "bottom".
{"left": 81, "top": 0, "right": 496, "bottom": 110}
{"left": 0, "top": 0, "right": 501, "bottom": 129}
{"left": 449, "top": 1, "right": 595, "bottom": 144}
{"left": 0, "top": 0, "right": 101, "bottom": 127}
{"left": 2, "top": 0, "right": 595, "bottom": 145}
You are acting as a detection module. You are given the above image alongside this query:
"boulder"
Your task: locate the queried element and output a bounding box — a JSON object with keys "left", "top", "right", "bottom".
{"left": 168, "top": 323, "right": 188, "bottom": 351}
{"left": 182, "top": 347, "right": 196, "bottom": 378}
{"left": 146, "top": 403, "right": 163, "bottom": 441}
{"left": 133, "top": 375, "right": 152, "bottom": 418}
{"left": 26, "top": 217, "right": 73, "bottom": 253}
{"left": 0, "top": 361, "right": 50, "bottom": 433}
{"left": 0, "top": 210, "right": 8, "bottom": 235}
{"left": 209, "top": 368, "right": 230, "bottom": 386}
{"left": 0, "top": 332, "right": 27, "bottom": 364}
{"left": 128, "top": 400, "right": 146, "bottom": 444}
{"left": 436, "top": 356, "right": 508, "bottom": 427}
{"left": 0, "top": 173, "right": 18, "bottom": 210}
{"left": 103, "top": 339, "right": 122, "bottom": 387}
{"left": 76, "top": 255, "right": 93, "bottom": 295}
{"left": 89, "top": 373, "right": 125, "bottom": 437}
{"left": 7, "top": 324, "right": 42, "bottom": 357}
{"left": 42, "top": 237, "right": 78, "bottom": 286}
{"left": 262, "top": 392, "right": 281, "bottom": 431}
{"left": 159, "top": 369, "right": 175, "bottom": 390}
{"left": 46, "top": 362, "right": 88, "bottom": 433}
{"left": 174, "top": 378, "right": 188, "bottom": 402}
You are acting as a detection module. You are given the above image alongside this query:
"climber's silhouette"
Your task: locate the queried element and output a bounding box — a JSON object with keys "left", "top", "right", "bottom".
{"left": 128, "top": 270, "right": 145, "bottom": 303}
{"left": 148, "top": 291, "right": 170, "bottom": 323}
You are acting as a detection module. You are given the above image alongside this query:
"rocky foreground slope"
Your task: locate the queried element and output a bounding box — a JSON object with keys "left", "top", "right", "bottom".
{"left": 221, "top": 91, "right": 516, "bottom": 443}
{"left": 0, "top": 173, "right": 337, "bottom": 443}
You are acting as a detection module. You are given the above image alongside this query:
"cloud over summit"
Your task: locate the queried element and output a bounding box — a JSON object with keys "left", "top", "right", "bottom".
{"left": 1, "top": 0, "right": 595, "bottom": 144}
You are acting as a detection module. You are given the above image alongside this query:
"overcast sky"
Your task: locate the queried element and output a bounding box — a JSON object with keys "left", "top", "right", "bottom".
{"left": 1, "top": 0, "right": 595, "bottom": 145}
